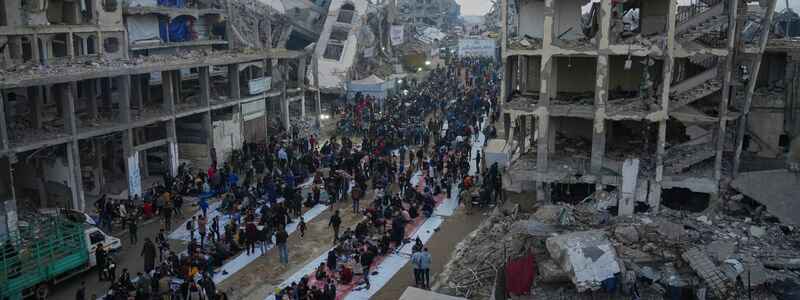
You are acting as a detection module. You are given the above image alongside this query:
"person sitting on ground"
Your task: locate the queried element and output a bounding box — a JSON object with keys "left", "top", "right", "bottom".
{"left": 339, "top": 265, "right": 353, "bottom": 284}
{"left": 315, "top": 263, "right": 328, "bottom": 280}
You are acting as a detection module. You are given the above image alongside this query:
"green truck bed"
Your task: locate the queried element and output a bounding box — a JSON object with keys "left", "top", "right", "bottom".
{"left": 1, "top": 219, "right": 88, "bottom": 299}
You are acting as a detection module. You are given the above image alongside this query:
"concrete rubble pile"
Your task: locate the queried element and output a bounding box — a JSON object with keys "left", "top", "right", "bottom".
{"left": 434, "top": 215, "right": 539, "bottom": 299}
{"left": 437, "top": 199, "right": 800, "bottom": 299}
{"left": 508, "top": 36, "right": 543, "bottom": 50}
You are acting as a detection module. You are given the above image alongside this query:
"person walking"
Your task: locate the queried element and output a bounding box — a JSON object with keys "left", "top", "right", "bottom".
{"left": 199, "top": 198, "right": 209, "bottom": 217}
{"left": 412, "top": 249, "right": 423, "bottom": 287}
{"left": 127, "top": 216, "right": 138, "bottom": 245}
{"left": 461, "top": 187, "right": 473, "bottom": 215}
{"left": 198, "top": 215, "right": 208, "bottom": 247}
{"left": 328, "top": 210, "right": 342, "bottom": 244}
{"left": 245, "top": 221, "right": 257, "bottom": 255}
{"left": 297, "top": 217, "right": 306, "bottom": 240}
{"left": 475, "top": 150, "right": 481, "bottom": 175}
{"left": 276, "top": 226, "right": 289, "bottom": 264}
{"left": 141, "top": 238, "right": 157, "bottom": 273}
{"left": 360, "top": 248, "right": 375, "bottom": 290}
{"left": 350, "top": 185, "right": 363, "bottom": 213}
{"left": 186, "top": 216, "right": 196, "bottom": 241}
{"left": 258, "top": 223, "right": 268, "bottom": 255}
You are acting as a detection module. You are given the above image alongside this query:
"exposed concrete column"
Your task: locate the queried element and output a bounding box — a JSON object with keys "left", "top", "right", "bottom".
{"left": 142, "top": 74, "right": 152, "bottom": 104}
{"left": 131, "top": 74, "right": 143, "bottom": 109}
{"left": 542, "top": 0, "right": 554, "bottom": 47}
{"left": 298, "top": 57, "right": 307, "bottom": 118}
{"left": 28, "top": 86, "right": 44, "bottom": 129}
{"left": 202, "top": 112, "right": 214, "bottom": 166}
{"left": 60, "top": 83, "right": 85, "bottom": 211}
{"left": 732, "top": 0, "right": 778, "bottom": 176}
{"left": 653, "top": 120, "right": 667, "bottom": 208}
{"left": 172, "top": 70, "right": 182, "bottom": 103}
{"left": 313, "top": 56, "right": 321, "bottom": 123}
{"left": 229, "top": 63, "right": 241, "bottom": 99}
{"left": 619, "top": 158, "right": 640, "bottom": 216}
{"left": 714, "top": 0, "right": 740, "bottom": 181}
{"left": 519, "top": 56, "right": 528, "bottom": 92}
{"left": 539, "top": 53, "right": 553, "bottom": 106}
{"left": 659, "top": 0, "right": 679, "bottom": 110}
{"left": 66, "top": 141, "right": 85, "bottom": 211}
{"left": 161, "top": 71, "right": 175, "bottom": 114}
{"left": 66, "top": 33, "right": 75, "bottom": 58}
{"left": 280, "top": 60, "right": 290, "bottom": 131}
{"left": 84, "top": 79, "right": 98, "bottom": 119}
{"left": 592, "top": 54, "right": 610, "bottom": 173}
{"left": 500, "top": 0, "right": 508, "bottom": 55}
{"left": 0, "top": 92, "right": 8, "bottom": 150}
{"left": 518, "top": 115, "right": 527, "bottom": 154}
{"left": 118, "top": 75, "right": 132, "bottom": 124}
{"left": 597, "top": 0, "right": 611, "bottom": 49}
{"left": 536, "top": 116, "right": 550, "bottom": 172}
{"left": 166, "top": 119, "right": 178, "bottom": 177}
{"left": 199, "top": 66, "right": 211, "bottom": 106}
{"left": 60, "top": 83, "right": 77, "bottom": 135}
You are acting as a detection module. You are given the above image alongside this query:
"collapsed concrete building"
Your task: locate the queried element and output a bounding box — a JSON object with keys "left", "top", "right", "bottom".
{"left": 0, "top": 0, "right": 315, "bottom": 233}
{"left": 396, "top": 0, "right": 459, "bottom": 31}
{"left": 497, "top": 0, "right": 798, "bottom": 214}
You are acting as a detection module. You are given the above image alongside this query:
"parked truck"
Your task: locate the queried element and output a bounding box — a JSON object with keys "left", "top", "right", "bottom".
{"left": 0, "top": 218, "right": 121, "bottom": 299}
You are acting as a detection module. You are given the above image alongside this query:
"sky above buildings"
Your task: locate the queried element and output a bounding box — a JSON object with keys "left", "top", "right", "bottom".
{"left": 456, "top": 0, "right": 798, "bottom": 16}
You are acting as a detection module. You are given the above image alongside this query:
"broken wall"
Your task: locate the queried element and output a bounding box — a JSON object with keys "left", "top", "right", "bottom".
{"left": 212, "top": 114, "right": 243, "bottom": 166}
{"left": 310, "top": 0, "right": 369, "bottom": 91}
{"left": 555, "top": 57, "right": 596, "bottom": 93}
{"left": 517, "top": 0, "right": 544, "bottom": 39}
{"left": 553, "top": 0, "right": 588, "bottom": 41}
{"left": 746, "top": 111, "right": 786, "bottom": 156}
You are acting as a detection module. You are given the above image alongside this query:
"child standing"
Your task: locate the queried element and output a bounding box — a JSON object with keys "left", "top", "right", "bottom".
{"left": 297, "top": 217, "right": 306, "bottom": 239}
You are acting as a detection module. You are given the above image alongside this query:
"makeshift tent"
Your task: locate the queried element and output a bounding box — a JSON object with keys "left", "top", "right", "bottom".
{"left": 347, "top": 74, "right": 395, "bottom": 101}
{"left": 127, "top": 15, "right": 161, "bottom": 44}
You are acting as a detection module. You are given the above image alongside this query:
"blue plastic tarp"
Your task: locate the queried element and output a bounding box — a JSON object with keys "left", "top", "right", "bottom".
{"left": 159, "top": 16, "right": 192, "bottom": 42}
{"left": 157, "top": 0, "right": 185, "bottom": 7}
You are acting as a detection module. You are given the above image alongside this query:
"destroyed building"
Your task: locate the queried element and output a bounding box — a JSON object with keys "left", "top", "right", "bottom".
{"left": 497, "top": 0, "right": 798, "bottom": 215}
{"left": 0, "top": 0, "right": 314, "bottom": 234}
{"left": 307, "top": 0, "right": 369, "bottom": 93}
{"left": 396, "top": 0, "right": 460, "bottom": 31}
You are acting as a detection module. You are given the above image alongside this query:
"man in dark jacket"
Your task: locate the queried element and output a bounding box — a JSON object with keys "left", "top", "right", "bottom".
{"left": 328, "top": 210, "right": 342, "bottom": 243}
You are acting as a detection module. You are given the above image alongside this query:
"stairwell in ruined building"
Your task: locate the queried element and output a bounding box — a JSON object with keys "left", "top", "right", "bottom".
{"left": 676, "top": 0, "right": 725, "bottom": 39}
{"left": 670, "top": 57, "right": 724, "bottom": 111}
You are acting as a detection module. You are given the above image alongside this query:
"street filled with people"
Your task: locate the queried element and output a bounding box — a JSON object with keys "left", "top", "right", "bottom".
{"left": 83, "top": 55, "right": 503, "bottom": 300}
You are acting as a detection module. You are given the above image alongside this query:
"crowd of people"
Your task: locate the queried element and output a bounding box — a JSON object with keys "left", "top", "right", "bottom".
{"left": 84, "top": 54, "right": 503, "bottom": 300}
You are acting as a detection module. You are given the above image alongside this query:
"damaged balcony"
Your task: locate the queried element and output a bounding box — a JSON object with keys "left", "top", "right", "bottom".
{"left": 506, "top": 0, "right": 544, "bottom": 51}
{"left": 549, "top": 56, "right": 596, "bottom": 118}
{"left": 606, "top": 55, "right": 664, "bottom": 118}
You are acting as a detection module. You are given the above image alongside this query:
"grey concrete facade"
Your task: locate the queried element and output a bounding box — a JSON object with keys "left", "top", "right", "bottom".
{"left": 500, "top": 0, "right": 782, "bottom": 215}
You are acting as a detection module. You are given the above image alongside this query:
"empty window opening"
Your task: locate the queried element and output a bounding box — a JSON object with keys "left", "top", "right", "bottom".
{"left": 86, "top": 36, "right": 97, "bottom": 54}
{"left": 21, "top": 37, "right": 34, "bottom": 61}
{"left": 661, "top": 188, "right": 709, "bottom": 212}
{"left": 103, "top": 0, "right": 118, "bottom": 12}
{"left": 51, "top": 33, "right": 69, "bottom": 57}
{"left": 337, "top": 3, "right": 355, "bottom": 24}
{"left": 323, "top": 43, "right": 344, "bottom": 60}
{"left": 104, "top": 37, "right": 120, "bottom": 53}
{"left": 0, "top": 0, "right": 7, "bottom": 26}
{"left": 330, "top": 26, "right": 349, "bottom": 42}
